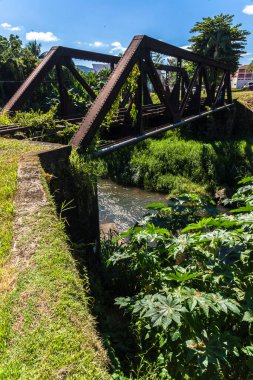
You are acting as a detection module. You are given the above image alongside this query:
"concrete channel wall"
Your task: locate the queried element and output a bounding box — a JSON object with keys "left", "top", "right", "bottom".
{"left": 36, "top": 145, "right": 101, "bottom": 262}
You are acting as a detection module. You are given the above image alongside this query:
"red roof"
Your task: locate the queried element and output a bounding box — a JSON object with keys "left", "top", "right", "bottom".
{"left": 239, "top": 65, "right": 251, "bottom": 70}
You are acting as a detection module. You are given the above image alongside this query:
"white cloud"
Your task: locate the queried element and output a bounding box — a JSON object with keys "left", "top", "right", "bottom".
{"left": 9, "top": 26, "right": 20, "bottom": 31}
{"left": 26, "top": 31, "right": 59, "bottom": 42}
{"left": 110, "top": 41, "right": 127, "bottom": 54}
{"left": 88, "top": 41, "right": 109, "bottom": 48}
{"left": 243, "top": 5, "right": 253, "bottom": 15}
{"left": 1, "top": 22, "right": 11, "bottom": 28}
{"left": 242, "top": 52, "right": 253, "bottom": 56}
{"left": 74, "top": 40, "right": 127, "bottom": 54}
{"left": 0, "top": 22, "right": 21, "bottom": 31}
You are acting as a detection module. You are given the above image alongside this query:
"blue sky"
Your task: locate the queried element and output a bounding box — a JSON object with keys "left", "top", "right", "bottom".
{"left": 1, "top": 0, "right": 253, "bottom": 66}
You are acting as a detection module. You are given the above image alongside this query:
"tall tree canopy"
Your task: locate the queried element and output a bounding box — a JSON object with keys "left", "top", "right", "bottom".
{"left": 0, "top": 34, "right": 38, "bottom": 106}
{"left": 189, "top": 14, "right": 250, "bottom": 73}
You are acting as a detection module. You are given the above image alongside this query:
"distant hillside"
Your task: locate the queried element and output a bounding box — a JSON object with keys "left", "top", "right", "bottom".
{"left": 76, "top": 65, "right": 93, "bottom": 73}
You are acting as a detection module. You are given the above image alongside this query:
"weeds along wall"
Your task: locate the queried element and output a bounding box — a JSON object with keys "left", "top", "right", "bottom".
{"left": 233, "top": 100, "right": 253, "bottom": 136}
{"left": 38, "top": 146, "right": 100, "bottom": 263}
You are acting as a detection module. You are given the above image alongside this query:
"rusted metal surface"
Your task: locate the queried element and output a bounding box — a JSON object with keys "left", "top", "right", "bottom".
{"left": 65, "top": 60, "right": 96, "bottom": 100}
{"left": 71, "top": 35, "right": 144, "bottom": 147}
{"left": 3, "top": 46, "right": 120, "bottom": 114}
{"left": 3, "top": 47, "right": 59, "bottom": 112}
{"left": 56, "top": 64, "right": 72, "bottom": 118}
{"left": 71, "top": 34, "right": 232, "bottom": 149}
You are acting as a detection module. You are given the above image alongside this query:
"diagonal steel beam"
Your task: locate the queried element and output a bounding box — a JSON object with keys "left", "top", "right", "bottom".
{"left": 3, "top": 46, "right": 60, "bottom": 112}
{"left": 70, "top": 35, "right": 145, "bottom": 148}
{"left": 144, "top": 54, "right": 176, "bottom": 120}
{"left": 64, "top": 59, "right": 96, "bottom": 100}
{"left": 202, "top": 67, "right": 213, "bottom": 106}
{"left": 214, "top": 72, "right": 226, "bottom": 106}
{"left": 179, "top": 64, "right": 201, "bottom": 117}
{"left": 3, "top": 46, "right": 120, "bottom": 113}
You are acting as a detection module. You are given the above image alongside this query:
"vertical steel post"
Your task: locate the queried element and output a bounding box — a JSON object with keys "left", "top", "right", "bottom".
{"left": 135, "top": 59, "right": 144, "bottom": 134}
{"left": 197, "top": 66, "right": 203, "bottom": 114}
{"left": 143, "top": 71, "right": 152, "bottom": 105}
{"left": 226, "top": 71, "right": 232, "bottom": 104}
{"left": 211, "top": 67, "right": 218, "bottom": 106}
{"left": 56, "top": 64, "right": 70, "bottom": 118}
{"left": 172, "top": 58, "right": 182, "bottom": 111}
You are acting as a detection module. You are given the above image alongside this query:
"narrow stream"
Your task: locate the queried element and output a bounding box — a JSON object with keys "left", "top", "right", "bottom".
{"left": 98, "top": 179, "right": 168, "bottom": 231}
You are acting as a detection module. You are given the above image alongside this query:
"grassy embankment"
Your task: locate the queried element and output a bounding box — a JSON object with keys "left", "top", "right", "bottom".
{"left": 0, "top": 138, "right": 109, "bottom": 379}
{"left": 102, "top": 92, "right": 253, "bottom": 196}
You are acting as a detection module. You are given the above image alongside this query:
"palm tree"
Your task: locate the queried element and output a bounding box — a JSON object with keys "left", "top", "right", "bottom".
{"left": 26, "top": 40, "right": 42, "bottom": 58}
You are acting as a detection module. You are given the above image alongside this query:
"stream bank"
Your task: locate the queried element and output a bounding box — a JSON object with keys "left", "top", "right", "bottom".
{"left": 101, "top": 102, "right": 253, "bottom": 197}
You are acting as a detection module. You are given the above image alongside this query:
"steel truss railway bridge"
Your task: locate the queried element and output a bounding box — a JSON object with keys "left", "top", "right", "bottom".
{"left": 2, "top": 35, "right": 233, "bottom": 155}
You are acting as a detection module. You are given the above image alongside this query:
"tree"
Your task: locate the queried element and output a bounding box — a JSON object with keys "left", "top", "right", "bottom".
{"left": 189, "top": 14, "right": 250, "bottom": 73}
{"left": 0, "top": 34, "right": 38, "bottom": 106}
{"left": 26, "top": 40, "right": 42, "bottom": 58}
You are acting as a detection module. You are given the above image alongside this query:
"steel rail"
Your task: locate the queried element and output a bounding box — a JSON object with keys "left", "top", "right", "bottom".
{"left": 93, "top": 104, "right": 233, "bottom": 156}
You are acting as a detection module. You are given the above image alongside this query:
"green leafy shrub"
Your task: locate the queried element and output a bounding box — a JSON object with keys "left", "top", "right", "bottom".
{"left": 0, "top": 108, "right": 79, "bottom": 144}
{"left": 0, "top": 113, "right": 12, "bottom": 125}
{"left": 155, "top": 174, "right": 206, "bottom": 195}
{"left": 103, "top": 179, "right": 253, "bottom": 379}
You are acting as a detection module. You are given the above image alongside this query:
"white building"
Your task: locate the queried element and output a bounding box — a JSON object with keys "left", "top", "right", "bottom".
{"left": 231, "top": 65, "right": 253, "bottom": 89}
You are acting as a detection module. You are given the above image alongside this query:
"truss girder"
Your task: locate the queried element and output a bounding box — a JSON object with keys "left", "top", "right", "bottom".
{"left": 2, "top": 35, "right": 232, "bottom": 152}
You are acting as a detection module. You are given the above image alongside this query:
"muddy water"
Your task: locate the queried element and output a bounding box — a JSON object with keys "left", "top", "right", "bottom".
{"left": 98, "top": 179, "right": 168, "bottom": 232}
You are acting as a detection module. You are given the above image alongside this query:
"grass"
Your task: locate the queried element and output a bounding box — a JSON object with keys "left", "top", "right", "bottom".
{"left": 102, "top": 129, "right": 253, "bottom": 196}
{"left": 0, "top": 138, "right": 109, "bottom": 379}
{"left": 232, "top": 90, "right": 253, "bottom": 102}
{"left": 233, "top": 91, "right": 253, "bottom": 110}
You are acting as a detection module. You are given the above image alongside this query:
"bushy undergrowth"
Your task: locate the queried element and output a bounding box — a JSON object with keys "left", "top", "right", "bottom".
{"left": 103, "top": 131, "right": 253, "bottom": 195}
{"left": 0, "top": 108, "right": 78, "bottom": 144}
{"left": 101, "top": 179, "right": 253, "bottom": 379}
